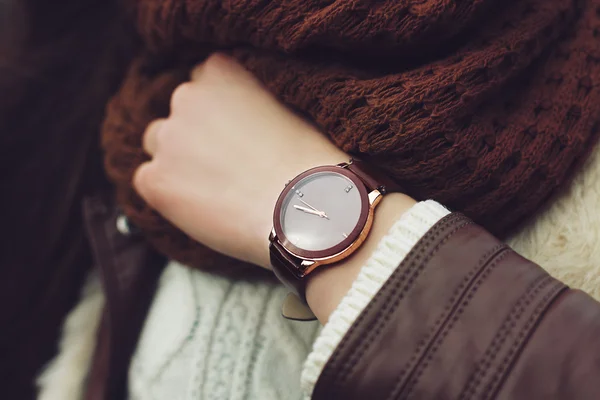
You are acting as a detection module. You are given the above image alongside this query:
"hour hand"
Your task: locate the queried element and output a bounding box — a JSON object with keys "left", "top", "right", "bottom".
{"left": 293, "top": 205, "right": 329, "bottom": 219}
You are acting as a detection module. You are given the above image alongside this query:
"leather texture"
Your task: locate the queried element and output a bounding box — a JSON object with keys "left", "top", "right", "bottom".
{"left": 281, "top": 293, "right": 318, "bottom": 321}
{"left": 270, "top": 239, "right": 306, "bottom": 301}
{"left": 313, "top": 213, "right": 600, "bottom": 400}
{"left": 346, "top": 159, "right": 404, "bottom": 194}
{"left": 270, "top": 240, "right": 317, "bottom": 320}
{"left": 80, "top": 198, "right": 600, "bottom": 399}
{"left": 270, "top": 160, "right": 401, "bottom": 307}
{"left": 82, "top": 194, "right": 166, "bottom": 400}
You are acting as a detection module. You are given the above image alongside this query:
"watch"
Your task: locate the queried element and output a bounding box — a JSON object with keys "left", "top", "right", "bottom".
{"left": 269, "top": 158, "right": 401, "bottom": 320}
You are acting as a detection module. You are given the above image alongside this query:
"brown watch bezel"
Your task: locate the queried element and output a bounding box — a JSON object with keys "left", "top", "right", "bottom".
{"left": 272, "top": 165, "right": 371, "bottom": 260}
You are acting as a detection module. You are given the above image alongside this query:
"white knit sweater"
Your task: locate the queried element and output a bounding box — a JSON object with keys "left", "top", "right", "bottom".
{"left": 37, "top": 146, "right": 600, "bottom": 400}
{"left": 128, "top": 201, "right": 449, "bottom": 400}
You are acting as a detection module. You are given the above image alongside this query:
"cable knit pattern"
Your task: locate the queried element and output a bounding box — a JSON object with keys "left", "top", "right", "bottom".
{"left": 300, "top": 200, "right": 450, "bottom": 398}
{"left": 40, "top": 147, "right": 600, "bottom": 399}
{"left": 129, "top": 263, "right": 321, "bottom": 400}
{"left": 128, "top": 201, "right": 448, "bottom": 399}
{"left": 103, "top": 0, "right": 600, "bottom": 271}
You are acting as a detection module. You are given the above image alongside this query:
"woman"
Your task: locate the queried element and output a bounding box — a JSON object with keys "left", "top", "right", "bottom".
{"left": 0, "top": 1, "right": 131, "bottom": 398}
{"left": 40, "top": 54, "right": 600, "bottom": 400}
{"left": 136, "top": 54, "right": 600, "bottom": 399}
{"left": 3, "top": 0, "right": 600, "bottom": 399}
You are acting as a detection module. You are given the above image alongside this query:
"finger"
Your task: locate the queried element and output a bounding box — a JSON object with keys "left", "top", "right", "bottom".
{"left": 132, "top": 161, "right": 153, "bottom": 200}
{"left": 190, "top": 61, "right": 206, "bottom": 81}
{"left": 142, "top": 118, "right": 166, "bottom": 156}
{"left": 132, "top": 161, "right": 165, "bottom": 212}
{"left": 190, "top": 53, "right": 239, "bottom": 81}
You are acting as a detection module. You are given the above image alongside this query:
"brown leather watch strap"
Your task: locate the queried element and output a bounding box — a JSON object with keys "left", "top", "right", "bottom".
{"left": 270, "top": 240, "right": 306, "bottom": 302}
{"left": 345, "top": 158, "right": 404, "bottom": 194}
{"left": 270, "top": 239, "right": 318, "bottom": 320}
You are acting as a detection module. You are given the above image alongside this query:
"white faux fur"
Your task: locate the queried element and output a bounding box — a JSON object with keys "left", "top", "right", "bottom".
{"left": 37, "top": 148, "right": 600, "bottom": 400}
{"left": 506, "top": 149, "right": 600, "bottom": 300}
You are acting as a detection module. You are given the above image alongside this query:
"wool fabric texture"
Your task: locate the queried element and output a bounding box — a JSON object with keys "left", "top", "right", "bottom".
{"left": 102, "top": 0, "right": 600, "bottom": 269}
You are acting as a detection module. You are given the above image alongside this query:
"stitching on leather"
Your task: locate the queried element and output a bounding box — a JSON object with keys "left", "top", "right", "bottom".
{"left": 387, "top": 242, "right": 508, "bottom": 400}
{"left": 458, "top": 273, "right": 554, "bottom": 400}
{"left": 398, "top": 249, "right": 512, "bottom": 399}
{"left": 315, "top": 213, "right": 466, "bottom": 397}
{"left": 459, "top": 274, "right": 553, "bottom": 400}
{"left": 482, "top": 282, "right": 567, "bottom": 400}
{"left": 340, "top": 216, "right": 468, "bottom": 379}
{"left": 319, "top": 213, "right": 470, "bottom": 397}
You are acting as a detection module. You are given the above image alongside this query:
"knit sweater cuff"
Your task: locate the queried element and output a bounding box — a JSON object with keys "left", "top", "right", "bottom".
{"left": 300, "top": 200, "right": 450, "bottom": 398}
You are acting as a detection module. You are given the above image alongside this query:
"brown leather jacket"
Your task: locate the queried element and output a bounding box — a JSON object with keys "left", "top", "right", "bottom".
{"left": 83, "top": 194, "right": 600, "bottom": 399}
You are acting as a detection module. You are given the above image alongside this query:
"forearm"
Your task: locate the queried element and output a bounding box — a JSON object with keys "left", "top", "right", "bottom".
{"left": 299, "top": 199, "right": 450, "bottom": 397}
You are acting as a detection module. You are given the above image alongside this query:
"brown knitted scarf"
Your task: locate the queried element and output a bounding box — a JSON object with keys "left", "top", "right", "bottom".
{"left": 103, "top": 0, "right": 600, "bottom": 270}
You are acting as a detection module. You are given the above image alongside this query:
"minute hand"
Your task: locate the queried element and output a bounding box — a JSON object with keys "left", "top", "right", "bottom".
{"left": 299, "top": 198, "right": 322, "bottom": 212}
{"left": 293, "top": 205, "right": 330, "bottom": 219}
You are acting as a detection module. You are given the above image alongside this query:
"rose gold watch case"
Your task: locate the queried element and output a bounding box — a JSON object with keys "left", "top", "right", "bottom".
{"left": 271, "top": 165, "right": 382, "bottom": 276}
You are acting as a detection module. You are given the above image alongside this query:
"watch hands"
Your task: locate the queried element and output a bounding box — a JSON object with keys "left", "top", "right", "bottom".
{"left": 298, "top": 198, "right": 320, "bottom": 212}
{"left": 293, "top": 205, "right": 330, "bottom": 219}
{"left": 298, "top": 198, "right": 330, "bottom": 219}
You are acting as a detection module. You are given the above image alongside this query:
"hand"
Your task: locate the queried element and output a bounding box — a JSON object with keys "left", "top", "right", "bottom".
{"left": 133, "top": 53, "right": 348, "bottom": 269}
{"left": 134, "top": 53, "right": 417, "bottom": 324}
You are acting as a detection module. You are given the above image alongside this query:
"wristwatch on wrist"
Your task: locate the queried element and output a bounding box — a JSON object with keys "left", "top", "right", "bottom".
{"left": 269, "top": 158, "right": 401, "bottom": 321}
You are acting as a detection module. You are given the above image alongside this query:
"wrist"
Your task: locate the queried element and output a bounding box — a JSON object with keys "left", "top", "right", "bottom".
{"left": 256, "top": 138, "right": 350, "bottom": 269}
{"left": 305, "top": 193, "right": 416, "bottom": 324}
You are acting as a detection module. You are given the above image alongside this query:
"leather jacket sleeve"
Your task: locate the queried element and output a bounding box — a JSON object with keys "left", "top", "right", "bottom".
{"left": 312, "top": 213, "right": 600, "bottom": 399}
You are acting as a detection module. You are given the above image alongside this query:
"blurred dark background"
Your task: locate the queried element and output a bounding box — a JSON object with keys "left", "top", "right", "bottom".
{"left": 0, "top": 1, "right": 132, "bottom": 397}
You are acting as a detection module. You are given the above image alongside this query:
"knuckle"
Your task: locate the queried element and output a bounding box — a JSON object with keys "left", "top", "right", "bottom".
{"left": 132, "top": 163, "right": 151, "bottom": 193}
{"left": 142, "top": 118, "right": 163, "bottom": 154}
{"left": 133, "top": 163, "right": 161, "bottom": 205}
{"left": 204, "top": 53, "right": 232, "bottom": 71}
{"left": 202, "top": 53, "right": 240, "bottom": 79}
{"left": 170, "top": 81, "right": 194, "bottom": 110}
{"left": 153, "top": 120, "right": 171, "bottom": 151}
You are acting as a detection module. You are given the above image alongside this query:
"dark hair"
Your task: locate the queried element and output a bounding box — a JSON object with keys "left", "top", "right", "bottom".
{"left": 0, "top": 0, "right": 134, "bottom": 397}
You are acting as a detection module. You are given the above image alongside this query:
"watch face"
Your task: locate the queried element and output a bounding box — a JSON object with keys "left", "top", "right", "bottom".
{"left": 276, "top": 168, "right": 369, "bottom": 257}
